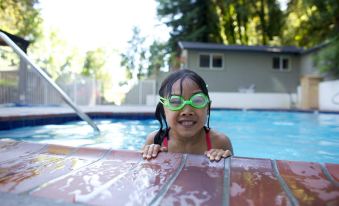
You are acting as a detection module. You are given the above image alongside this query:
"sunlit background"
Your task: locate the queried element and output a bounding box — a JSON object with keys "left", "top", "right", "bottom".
{"left": 38, "top": 0, "right": 170, "bottom": 104}
{"left": 0, "top": 0, "right": 337, "bottom": 106}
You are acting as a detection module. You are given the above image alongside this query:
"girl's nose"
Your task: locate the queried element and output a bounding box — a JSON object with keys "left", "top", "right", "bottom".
{"left": 180, "top": 104, "right": 194, "bottom": 116}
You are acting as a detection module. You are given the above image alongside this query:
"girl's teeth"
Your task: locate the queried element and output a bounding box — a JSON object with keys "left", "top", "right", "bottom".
{"left": 181, "top": 121, "right": 194, "bottom": 126}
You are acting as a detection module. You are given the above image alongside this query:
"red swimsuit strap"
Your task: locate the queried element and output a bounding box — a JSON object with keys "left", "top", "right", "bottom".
{"left": 163, "top": 136, "right": 168, "bottom": 147}
{"left": 162, "top": 130, "right": 211, "bottom": 150}
{"left": 205, "top": 130, "right": 212, "bottom": 151}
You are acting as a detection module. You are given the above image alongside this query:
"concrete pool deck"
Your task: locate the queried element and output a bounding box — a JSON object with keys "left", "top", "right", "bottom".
{"left": 0, "top": 105, "right": 155, "bottom": 130}
{"left": 0, "top": 105, "right": 155, "bottom": 118}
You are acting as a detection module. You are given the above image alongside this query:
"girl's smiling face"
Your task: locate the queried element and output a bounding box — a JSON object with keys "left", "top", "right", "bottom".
{"left": 164, "top": 78, "right": 208, "bottom": 140}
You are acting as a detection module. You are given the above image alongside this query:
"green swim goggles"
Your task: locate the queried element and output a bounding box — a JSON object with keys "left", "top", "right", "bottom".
{"left": 160, "top": 92, "right": 210, "bottom": 111}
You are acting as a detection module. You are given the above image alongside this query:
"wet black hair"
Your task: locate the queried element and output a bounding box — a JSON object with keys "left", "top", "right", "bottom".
{"left": 153, "top": 69, "right": 211, "bottom": 145}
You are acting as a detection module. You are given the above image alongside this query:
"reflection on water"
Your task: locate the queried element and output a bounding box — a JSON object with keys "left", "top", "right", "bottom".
{"left": 211, "top": 111, "right": 339, "bottom": 164}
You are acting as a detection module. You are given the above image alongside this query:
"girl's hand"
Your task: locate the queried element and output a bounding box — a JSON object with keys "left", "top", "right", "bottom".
{"left": 205, "top": 149, "right": 232, "bottom": 161}
{"left": 141, "top": 144, "right": 168, "bottom": 160}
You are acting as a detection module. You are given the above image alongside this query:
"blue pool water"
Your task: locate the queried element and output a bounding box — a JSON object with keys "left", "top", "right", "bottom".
{"left": 0, "top": 110, "right": 338, "bottom": 163}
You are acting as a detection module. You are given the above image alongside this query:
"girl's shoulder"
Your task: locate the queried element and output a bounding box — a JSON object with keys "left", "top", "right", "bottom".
{"left": 145, "top": 130, "right": 158, "bottom": 144}
{"left": 146, "top": 129, "right": 168, "bottom": 145}
{"left": 209, "top": 129, "right": 233, "bottom": 152}
{"left": 209, "top": 129, "right": 229, "bottom": 141}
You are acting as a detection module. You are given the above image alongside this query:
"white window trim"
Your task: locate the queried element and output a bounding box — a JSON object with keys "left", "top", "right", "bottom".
{"left": 272, "top": 56, "right": 292, "bottom": 72}
{"left": 198, "top": 53, "right": 224, "bottom": 70}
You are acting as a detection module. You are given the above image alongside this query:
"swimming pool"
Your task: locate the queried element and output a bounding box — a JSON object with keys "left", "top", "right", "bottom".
{"left": 0, "top": 110, "right": 338, "bottom": 163}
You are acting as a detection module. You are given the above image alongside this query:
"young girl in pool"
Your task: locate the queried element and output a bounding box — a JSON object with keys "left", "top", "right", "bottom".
{"left": 142, "top": 69, "right": 233, "bottom": 161}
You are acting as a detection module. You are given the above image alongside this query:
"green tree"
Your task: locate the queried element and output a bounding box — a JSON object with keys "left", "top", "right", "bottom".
{"left": 0, "top": 0, "right": 44, "bottom": 78}
{"left": 0, "top": 1, "right": 77, "bottom": 80}
{"left": 157, "top": 0, "right": 284, "bottom": 47}
{"left": 283, "top": 0, "right": 339, "bottom": 47}
{"left": 30, "top": 30, "right": 81, "bottom": 79}
{"left": 314, "top": 38, "right": 339, "bottom": 78}
{"left": 82, "top": 48, "right": 112, "bottom": 100}
{"left": 0, "top": 0, "right": 43, "bottom": 41}
{"left": 156, "top": 0, "right": 284, "bottom": 68}
{"left": 216, "top": 0, "right": 252, "bottom": 44}
{"left": 248, "top": 0, "right": 283, "bottom": 45}
{"left": 284, "top": 0, "right": 339, "bottom": 78}
{"left": 120, "top": 26, "right": 147, "bottom": 80}
{"left": 82, "top": 48, "right": 106, "bottom": 78}
{"left": 157, "top": 0, "right": 222, "bottom": 52}
{"left": 147, "top": 41, "right": 167, "bottom": 77}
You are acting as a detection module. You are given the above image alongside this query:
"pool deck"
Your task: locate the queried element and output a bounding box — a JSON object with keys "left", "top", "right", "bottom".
{"left": 0, "top": 105, "right": 155, "bottom": 118}
{"left": 0, "top": 106, "right": 339, "bottom": 205}
{"left": 0, "top": 105, "right": 155, "bottom": 130}
{"left": 0, "top": 140, "right": 338, "bottom": 206}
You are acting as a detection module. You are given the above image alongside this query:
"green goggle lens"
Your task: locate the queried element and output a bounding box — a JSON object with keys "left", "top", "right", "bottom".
{"left": 160, "top": 93, "right": 210, "bottom": 111}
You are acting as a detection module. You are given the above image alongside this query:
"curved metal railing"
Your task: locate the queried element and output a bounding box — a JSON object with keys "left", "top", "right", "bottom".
{"left": 0, "top": 31, "right": 100, "bottom": 133}
{"left": 332, "top": 91, "right": 339, "bottom": 105}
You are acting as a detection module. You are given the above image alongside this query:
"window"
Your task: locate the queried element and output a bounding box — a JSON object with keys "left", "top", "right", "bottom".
{"left": 282, "top": 58, "right": 289, "bottom": 69}
{"left": 212, "top": 55, "right": 223, "bottom": 67}
{"left": 199, "top": 55, "right": 210, "bottom": 68}
{"left": 273, "top": 57, "right": 280, "bottom": 69}
{"left": 272, "top": 56, "right": 290, "bottom": 71}
{"left": 199, "top": 53, "right": 224, "bottom": 69}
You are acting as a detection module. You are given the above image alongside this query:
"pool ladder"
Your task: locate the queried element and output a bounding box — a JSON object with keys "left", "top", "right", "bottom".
{"left": 0, "top": 31, "right": 100, "bottom": 133}
{"left": 332, "top": 91, "right": 339, "bottom": 105}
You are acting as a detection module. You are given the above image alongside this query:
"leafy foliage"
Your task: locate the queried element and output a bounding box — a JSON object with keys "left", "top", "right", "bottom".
{"left": 82, "top": 48, "right": 112, "bottom": 97}
{"left": 147, "top": 41, "right": 167, "bottom": 77}
{"left": 120, "top": 27, "right": 147, "bottom": 80}
{"left": 155, "top": 0, "right": 338, "bottom": 77}
{"left": 0, "top": 0, "right": 43, "bottom": 41}
{"left": 283, "top": 0, "right": 339, "bottom": 77}
{"left": 314, "top": 38, "right": 339, "bottom": 78}
{"left": 157, "top": 0, "right": 223, "bottom": 52}
{"left": 156, "top": 0, "right": 284, "bottom": 69}
{"left": 283, "top": 0, "right": 339, "bottom": 47}
{"left": 1, "top": 0, "right": 338, "bottom": 83}
{"left": 29, "top": 30, "right": 74, "bottom": 79}
{"left": 82, "top": 49, "right": 106, "bottom": 78}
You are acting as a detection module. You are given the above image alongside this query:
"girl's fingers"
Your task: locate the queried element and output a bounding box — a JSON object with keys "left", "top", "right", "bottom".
{"left": 143, "top": 144, "right": 153, "bottom": 159}
{"left": 222, "top": 150, "right": 232, "bottom": 157}
{"left": 152, "top": 144, "right": 160, "bottom": 157}
{"left": 208, "top": 149, "right": 218, "bottom": 160}
{"left": 205, "top": 150, "right": 212, "bottom": 157}
{"left": 146, "top": 145, "right": 153, "bottom": 159}
{"left": 206, "top": 149, "right": 232, "bottom": 161}
{"left": 144, "top": 147, "right": 232, "bottom": 161}
{"left": 160, "top": 147, "right": 168, "bottom": 152}
{"left": 142, "top": 145, "right": 150, "bottom": 158}
{"left": 205, "top": 149, "right": 215, "bottom": 158}
{"left": 142, "top": 144, "right": 162, "bottom": 160}
{"left": 147, "top": 144, "right": 156, "bottom": 159}
{"left": 215, "top": 150, "right": 225, "bottom": 161}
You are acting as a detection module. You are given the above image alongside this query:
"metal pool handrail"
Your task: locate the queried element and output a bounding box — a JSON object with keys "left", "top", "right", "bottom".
{"left": 0, "top": 31, "right": 100, "bottom": 133}
{"left": 332, "top": 91, "right": 339, "bottom": 105}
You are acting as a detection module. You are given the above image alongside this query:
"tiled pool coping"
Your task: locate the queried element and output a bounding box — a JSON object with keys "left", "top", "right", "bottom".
{"left": 0, "top": 140, "right": 338, "bottom": 205}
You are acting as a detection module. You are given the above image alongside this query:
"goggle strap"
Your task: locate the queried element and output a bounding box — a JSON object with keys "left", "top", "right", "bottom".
{"left": 159, "top": 97, "right": 168, "bottom": 106}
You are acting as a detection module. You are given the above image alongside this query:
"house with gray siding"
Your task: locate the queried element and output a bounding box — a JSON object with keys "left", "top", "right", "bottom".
{"left": 178, "top": 41, "right": 324, "bottom": 94}
{"left": 124, "top": 41, "right": 328, "bottom": 108}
